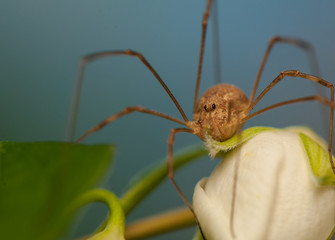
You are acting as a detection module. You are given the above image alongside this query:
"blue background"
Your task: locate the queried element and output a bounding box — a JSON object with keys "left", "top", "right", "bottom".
{"left": 1, "top": 0, "right": 335, "bottom": 239}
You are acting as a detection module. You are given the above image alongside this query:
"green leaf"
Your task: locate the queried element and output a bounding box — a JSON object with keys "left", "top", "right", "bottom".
{"left": 0, "top": 141, "right": 114, "bottom": 240}
{"left": 299, "top": 133, "right": 335, "bottom": 185}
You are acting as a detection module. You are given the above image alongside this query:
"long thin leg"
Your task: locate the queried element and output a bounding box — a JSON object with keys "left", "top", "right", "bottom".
{"left": 247, "top": 70, "right": 335, "bottom": 173}
{"left": 211, "top": 0, "right": 222, "bottom": 84}
{"left": 249, "top": 36, "right": 320, "bottom": 104}
{"left": 76, "top": 106, "right": 186, "bottom": 143}
{"left": 230, "top": 142, "right": 241, "bottom": 240}
{"left": 244, "top": 95, "right": 335, "bottom": 122}
{"left": 228, "top": 114, "right": 247, "bottom": 239}
{"left": 193, "top": 0, "right": 214, "bottom": 113}
{"left": 65, "top": 50, "right": 188, "bottom": 141}
{"left": 167, "top": 127, "right": 206, "bottom": 238}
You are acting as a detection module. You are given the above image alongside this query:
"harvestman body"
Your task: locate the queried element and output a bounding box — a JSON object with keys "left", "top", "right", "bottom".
{"left": 68, "top": 0, "right": 335, "bottom": 238}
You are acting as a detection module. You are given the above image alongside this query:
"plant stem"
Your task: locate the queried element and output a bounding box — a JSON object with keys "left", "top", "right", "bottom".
{"left": 125, "top": 207, "right": 195, "bottom": 240}
{"left": 73, "top": 189, "right": 125, "bottom": 240}
{"left": 120, "top": 144, "right": 207, "bottom": 215}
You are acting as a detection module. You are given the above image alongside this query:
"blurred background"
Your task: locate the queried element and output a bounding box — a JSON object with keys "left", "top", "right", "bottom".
{"left": 1, "top": 0, "right": 335, "bottom": 239}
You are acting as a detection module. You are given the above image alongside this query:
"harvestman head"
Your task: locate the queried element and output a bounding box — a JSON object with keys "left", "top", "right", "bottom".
{"left": 67, "top": 0, "right": 335, "bottom": 238}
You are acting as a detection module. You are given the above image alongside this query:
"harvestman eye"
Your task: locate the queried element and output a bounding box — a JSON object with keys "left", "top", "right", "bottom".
{"left": 69, "top": 0, "right": 335, "bottom": 239}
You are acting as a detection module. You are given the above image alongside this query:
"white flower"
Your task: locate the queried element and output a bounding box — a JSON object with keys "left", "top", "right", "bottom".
{"left": 193, "top": 128, "right": 335, "bottom": 240}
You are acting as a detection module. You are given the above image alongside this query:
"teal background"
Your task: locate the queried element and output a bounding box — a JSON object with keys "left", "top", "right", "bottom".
{"left": 1, "top": 0, "right": 335, "bottom": 239}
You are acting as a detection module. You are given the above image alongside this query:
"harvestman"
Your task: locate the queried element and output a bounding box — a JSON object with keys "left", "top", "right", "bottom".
{"left": 67, "top": 0, "right": 335, "bottom": 237}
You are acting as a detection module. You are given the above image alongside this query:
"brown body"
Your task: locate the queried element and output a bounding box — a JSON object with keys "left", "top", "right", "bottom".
{"left": 189, "top": 84, "right": 249, "bottom": 141}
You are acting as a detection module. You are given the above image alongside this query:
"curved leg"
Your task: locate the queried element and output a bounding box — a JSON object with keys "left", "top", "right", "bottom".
{"left": 76, "top": 106, "right": 186, "bottom": 143}
{"left": 65, "top": 50, "right": 188, "bottom": 141}
{"left": 249, "top": 36, "right": 320, "bottom": 103}
{"left": 247, "top": 70, "right": 335, "bottom": 173}
{"left": 244, "top": 95, "right": 335, "bottom": 122}
{"left": 167, "top": 127, "right": 206, "bottom": 238}
{"left": 193, "top": 0, "right": 214, "bottom": 113}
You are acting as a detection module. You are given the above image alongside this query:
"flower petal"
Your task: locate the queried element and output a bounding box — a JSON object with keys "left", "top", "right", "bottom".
{"left": 194, "top": 130, "right": 335, "bottom": 240}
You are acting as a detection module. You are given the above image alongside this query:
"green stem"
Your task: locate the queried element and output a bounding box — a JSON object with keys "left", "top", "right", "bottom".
{"left": 73, "top": 189, "right": 125, "bottom": 240}
{"left": 120, "top": 144, "right": 207, "bottom": 215}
